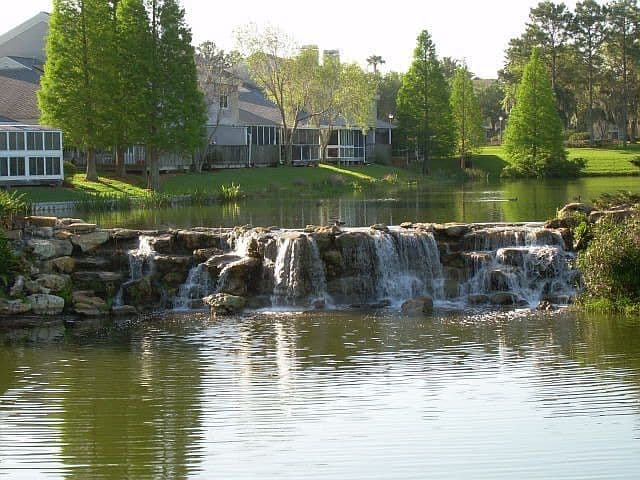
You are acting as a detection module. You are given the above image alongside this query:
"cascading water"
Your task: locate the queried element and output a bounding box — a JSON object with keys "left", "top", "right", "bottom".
{"left": 114, "top": 235, "right": 156, "bottom": 306}
{"left": 173, "top": 264, "right": 213, "bottom": 310}
{"left": 456, "top": 226, "right": 578, "bottom": 307}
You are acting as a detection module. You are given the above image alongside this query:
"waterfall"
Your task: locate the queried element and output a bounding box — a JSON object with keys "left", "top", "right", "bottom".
{"left": 371, "top": 230, "right": 444, "bottom": 304}
{"left": 114, "top": 235, "right": 156, "bottom": 307}
{"left": 174, "top": 264, "right": 213, "bottom": 310}
{"left": 456, "top": 226, "right": 577, "bottom": 307}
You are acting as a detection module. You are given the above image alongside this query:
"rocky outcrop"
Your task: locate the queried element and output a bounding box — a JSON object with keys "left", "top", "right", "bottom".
{"left": 203, "top": 293, "right": 247, "bottom": 315}
{"left": 401, "top": 296, "right": 434, "bottom": 315}
{"left": 70, "top": 230, "right": 111, "bottom": 253}
{"left": 72, "top": 291, "right": 108, "bottom": 317}
{"left": 28, "top": 239, "right": 73, "bottom": 259}
{"left": 27, "top": 294, "right": 65, "bottom": 315}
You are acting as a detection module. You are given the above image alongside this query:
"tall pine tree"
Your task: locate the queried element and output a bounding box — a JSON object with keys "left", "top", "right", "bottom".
{"left": 39, "top": 0, "right": 114, "bottom": 181}
{"left": 450, "top": 66, "right": 484, "bottom": 168}
{"left": 503, "top": 49, "right": 568, "bottom": 177}
{"left": 396, "top": 30, "right": 454, "bottom": 174}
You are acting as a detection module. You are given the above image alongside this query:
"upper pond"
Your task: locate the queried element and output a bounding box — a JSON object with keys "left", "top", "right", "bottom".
{"left": 1, "top": 309, "right": 640, "bottom": 479}
{"left": 78, "top": 176, "right": 639, "bottom": 229}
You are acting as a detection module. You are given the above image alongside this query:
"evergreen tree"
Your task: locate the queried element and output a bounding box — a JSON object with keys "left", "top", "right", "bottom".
{"left": 396, "top": 30, "right": 454, "bottom": 174}
{"left": 38, "top": 0, "right": 114, "bottom": 181}
{"left": 450, "top": 66, "right": 484, "bottom": 167}
{"left": 503, "top": 49, "right": 572, "bottom": 177}
{"left": 145, "top": 0, "right": 206, "bottom": 191}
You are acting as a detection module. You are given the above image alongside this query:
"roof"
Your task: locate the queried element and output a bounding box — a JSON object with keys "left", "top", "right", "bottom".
{"left": 238, "top": 84, "right": 282, "bottom": 126}
{"left": 0, "top": 124, "right": 60, "bottom": 132}
{"left": 0, "top": 74, "right": 40, "bottom": 124}
{"left": 0, "top": 12, "right": 49, "bottom": 60}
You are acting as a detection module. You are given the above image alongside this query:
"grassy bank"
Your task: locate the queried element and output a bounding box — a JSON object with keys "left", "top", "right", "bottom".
{"left": 10, "top": 164, "right": 419, "bottom": 204}
{"left": 475, "top": 145, "right": 640, "bottom": 177}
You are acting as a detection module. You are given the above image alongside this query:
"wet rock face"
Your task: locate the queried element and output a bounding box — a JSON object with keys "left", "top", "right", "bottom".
{"left": 122, "top": 276, "right": 163, "bottom": 310}
{"left": 176, "top": 230, "right": 225, "bottom": 251}
{"left": 70, "top": 230, "right": 111, "bottom": 253}
{"left": 203, "top": 293, "right": 247, "bottom": 315}
{"left": 28, "top": 239, "right": 73, "bottom": 260}
{"left": 217, "top": 257, "right": 263, "bottom": 297}
{"left": 27, "top": 294, "right": 65, "bottom": 315}
{"left": 401, "top": 296, "right": 434, "bottom": 315}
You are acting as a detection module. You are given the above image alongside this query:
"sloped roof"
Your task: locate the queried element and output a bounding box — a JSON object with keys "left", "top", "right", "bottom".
{"left": 238, "top": 84, "right": 282, "bottom": 126}
{"left": 0, "top": 74, "right": 40, "bottom": 123}
{"left": 0, "top": 12, "right": 49, "bottom": 60}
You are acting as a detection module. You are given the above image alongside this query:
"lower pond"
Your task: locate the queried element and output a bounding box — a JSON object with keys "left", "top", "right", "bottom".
{"left": 79, "top": 176, "right": 639, "bottom": 229}
{"left": 1, "top": 309, "right": 640, "bottom": 479}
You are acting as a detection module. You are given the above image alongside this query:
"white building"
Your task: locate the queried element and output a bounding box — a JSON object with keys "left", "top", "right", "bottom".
{"left": 0, "top": 125, "right": 64, "bottom": 185}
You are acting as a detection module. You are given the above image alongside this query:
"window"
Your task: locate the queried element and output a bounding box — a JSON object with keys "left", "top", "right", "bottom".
{"left": 27, "top": 132, "right": 43, "bottom": 150}
{"left": 8, "top": 132, "right": 24, "bottom": 151}
{"left": 46, "top": 157, "right": 61, "bottom": 175}
{"left": 9, "top": 157, "right": 25, "bottom": 176}
{"left": 44, "top": 132, "right": 61, "bottom": 150}
{"left": 0, "top": 157, "right": 7, "bottom": 176}
{"left": 219, "top": 94, "right": 228, "bottom": 109}
{"left": 29, "top": 157, "right": 45, "bottom": 176}
{"left": 0, "top": 133, "right": 7, "bottom": 150}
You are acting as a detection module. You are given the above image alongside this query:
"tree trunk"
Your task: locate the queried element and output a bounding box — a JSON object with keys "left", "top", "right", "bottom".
{"left": 147, "top": 147, "right": 161, "bottom": 191}
{"left": 86, "top": 147, "right": 98, "bottom": 182}
{"left": 115, "top": 145, "right": 126, "bottom": 177}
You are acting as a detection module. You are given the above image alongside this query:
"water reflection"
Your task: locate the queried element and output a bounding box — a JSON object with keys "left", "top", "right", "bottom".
{"left": 76, "top": 177, "right": 639, "bottom": 229}
{"left": 1, "top": 310, "right": 640, "bottom": 478}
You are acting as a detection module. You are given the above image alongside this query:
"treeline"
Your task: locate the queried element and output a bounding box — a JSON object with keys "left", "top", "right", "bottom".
{"left": 501, "top": 0, "right": 640, "bottom": 147}
{"left": 39, "top": 0, "right": 206, "bottom": 191}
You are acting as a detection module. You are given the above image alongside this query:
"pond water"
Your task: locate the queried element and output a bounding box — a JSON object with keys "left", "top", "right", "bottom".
{"left": 79, "top": 176, "right": 640, "bottom": 230}
{"left": 1, "top": 309, "right": 640, "bottom": 479}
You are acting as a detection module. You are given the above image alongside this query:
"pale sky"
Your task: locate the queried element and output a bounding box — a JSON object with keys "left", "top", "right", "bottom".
{"left": 1, "top": 0, "right": 585, "bottom": 78}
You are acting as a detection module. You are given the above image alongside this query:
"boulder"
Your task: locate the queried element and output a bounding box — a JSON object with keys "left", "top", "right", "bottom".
{"left": 467, "top": 294, "right": 489, "bottom": 305}
{"left": 204, "top": 254, "right": 243, "bottom": 278}
{"left": 72, "top": 291, "right": 108, "bottom": 317}
{"left": 58, "top": 218, "right": 85, "bottom": 226}
{"left": 70, "top": 230, "right": 111, "bottom": 253}
{"left": 216, "top": 257, "right": 262, "bottom": 296}
{"left": 66, "top": 223, "right": 97, "bottom": 234}
{"left": 401, "top": 296, "right": 434, "bottom": 315}
{"left": 36, "top": 274, "right": 71, "bottom": 293}
{"left": 122, "top": 276, "right": 162, "bottom": 309}
{"left": 558, "top": 202, "right": 594, "bottom": 219}
{"left": 193, "top": 247, "right": 224, "bottom": 263}
{"left": 28, "top": 239, "right": 73, "bottom": 260}
{"left": 444, "top": 223, "right": 470, "bottom": 238}
{"left": 149, "top": 234, "right": 175, "bottom": 253}
{"left": 370, "top": 223, "right": 389, "bottom": 233}
{"left": 0, "top": 299, "right": 32, "bottom": 315}
{"left": 536, "top": 300, "right": 556, "bottom": 312}
{"left": 4, "top": 230, "right": 22, "bottom": 241}
{"left": 176, "top": 230, "right": 224, "bottom": 250}
{"left": 9, "top": 275, "right": 25, "bottom": 297}
{"left": 71, "top": 271, "right": 123, "bottom": 296}
{"left": 153, "top": 255, "right": 193, "bottom": 275}
{"left": 111, "top": 305, "right": 138, "bottom": 317}
{"left": 400, "top": 222, "right": 414, "bottom": 229}
{"left": 31, "top": 227, "right": 54, "bottom": 239}
{"left": 25, "top": 280, "right": 50, "bottom": 295}
{"left": 27, "top": 294, "right": 65, "bottom": 315}
{"left": 203, "top": 293, "right": 247, "bottom": 315}
{"left": 111, "top": 229, "right": 142, "bottom": 241}
{"left": 54, "top": 230, "right": 74, "bottom": 240}
{"left": 26, "top": 216, "right": 58, "bottom": 228}
{"left": 50, "top": 256, "right": 76, "bottom": 274}
{"left": 489, "top": 292, "right": 519, "bottom": 305}
{"left": 489, "top": 269, "right": 511, "bottom": 291}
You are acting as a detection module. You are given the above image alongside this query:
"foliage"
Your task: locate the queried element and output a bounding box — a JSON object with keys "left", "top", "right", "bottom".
{"left": 477, "top": 81, "right": 505, "bottom": 135}
{"left": 0, "top": 191, "right": 30, "bottom": 229}
{"left": 631, "top": 156, "right": 640, "bottom": 169}
{"left": 396, "top": 29, "right": 455, "bottom": 174}
{"left": 567, "top": 132, "right": 591, "bottom": 146}
{"left": 450, "top": 66, "right": 485, "bottom": 164}
{"left": 593, "top": 190, "right": 640, "bottom": 209}
{"left": 0, "top": 230, "right": 20, "bottom": 288}
{"left": 578, "top": 211, "right": 640, "bottom": 311}
{"left": 366, "top": 55, "right": 385, "bottom": 74}
{"left": 377, "top": 71, "right": 403, "bottom": 121}
{"left": 219, "top": 183, "right": 242, "bottom": 201}
{"left": 503, "top": 49, "right": 574, "bottom": 178}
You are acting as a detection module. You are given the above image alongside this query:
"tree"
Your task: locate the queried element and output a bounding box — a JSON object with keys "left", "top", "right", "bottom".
{"left": 237, "top": 24, "right": 315, "bottom": 166}
{"left": 396, "top": 30, "right": 454, "bottom": 174}
{"left": 39, "top": 0, "right": 114, "bottom": 182}
{"left": 377, "top": 71, "right": 403, "bottom": 121}
{"left": 450, "top": 66, "right": 484, "bottom": 167}
{"left": 194, "top": 41, "right": 240, "bottom": 172}
{"left": 366, "top": 55, "right": 385, "bottom": 74}
{"left": 572, "top": 0, "right": 607, "bottom": 146}
{"left": 144, "top": 0, "right": 206, "bottom": 190}
{"left": 440, "top": 56, "right": 460, "bottom": 83}
{"left": 503, "top": 49, "right": 569, "bottom": 177}
{"left": 477, "top": 81, "right": 505, "bottom": 135}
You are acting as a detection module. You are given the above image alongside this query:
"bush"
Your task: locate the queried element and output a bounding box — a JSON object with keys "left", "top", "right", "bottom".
{"left": 594, "top": 191, "right": 640, "bottom": 210}
{"left": 567, "top": 132, "right": 591, "bottom": 147}
{"left": 501, "top": 154, "right": 585, "bottom": 178}
{"left": 0, "top": 230, "right": 19, "bottom": 288}
{"left": 577, "top": 211, "right": 640, "bottom": 312}
{"left": 0, "top": 191, "right": 30, "bottom": 229}
{"left": 219, "top": 183, "right": 242, "bottom": 201}
{"left": 630, "top": 156, "right": 640, "bottom": 169}
{"left": 63, "top": 161, "right": 77, "bottom": 177}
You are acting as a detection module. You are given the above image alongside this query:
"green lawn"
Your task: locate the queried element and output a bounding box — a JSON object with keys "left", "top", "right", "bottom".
{"left": 475, "top": 145, "right": 640, "bottom": 177}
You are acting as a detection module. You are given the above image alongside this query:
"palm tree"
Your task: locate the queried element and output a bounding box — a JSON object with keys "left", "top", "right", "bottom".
{"left": 366, "top": 55, "right": 385, "bottom": 74}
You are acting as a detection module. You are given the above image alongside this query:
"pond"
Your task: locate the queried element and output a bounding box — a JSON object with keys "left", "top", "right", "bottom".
{"left": 78, "top": 176, "right": 639, "bottom": 230}
{"left": 1, "top": 309, "right": 640, "bottom": 479}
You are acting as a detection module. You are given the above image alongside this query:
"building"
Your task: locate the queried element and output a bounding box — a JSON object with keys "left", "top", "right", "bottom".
{"left": 0, "top": 124, "right": 64, "bottom": 185}
{"left": 0, "top": 12, "right": 394, "bottom": 171}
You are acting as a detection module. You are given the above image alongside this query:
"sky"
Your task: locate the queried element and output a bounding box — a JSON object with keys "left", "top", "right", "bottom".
{"left": 1, "top": 0, "right": 585, "bottom": 78}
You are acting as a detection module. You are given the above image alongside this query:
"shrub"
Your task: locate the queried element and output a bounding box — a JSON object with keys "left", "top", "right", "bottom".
{"left": 501, "top": 154, "right": 585, "bottom": 178}
{"left": 63, "top": 161, "right": 77, "bottom": 177}
{"left": 630, "top": 156, "right": 640, "bottom": 169}
{"left": 219, "top": 183, "right": 242, "bottom": 201}
{"left": 0, "top": 230, "right": 19, "bottom": 288}
{"left": 577, "top": 211, "right": 640, "bottom": 312}
{"left": 594, "top": 191, "right": 640, "bottom": 210}
{"left": 567, "top": 132, "right": 591, "bottom": 147}
{"left": 0, "top": 191, "right": 30, "bottom": 229}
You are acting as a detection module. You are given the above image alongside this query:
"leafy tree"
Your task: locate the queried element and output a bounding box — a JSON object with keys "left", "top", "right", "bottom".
{"left": 477, "top": 81, "right": 505, "bottom": 135}
{"left": 377, "top": 71, "right": 403, "bottom": 121}
{"left": 237, "top": 24, "right": 314, "bottom": 166}
{"left": 572, "top": 0, "right": 607, "bottom": 146}
{"left": 39, "top": 0, "right": 114, "bottom": 182}
{"left": 144, "top": 0, "right": 206, "bottom": 190}
{"left": 503, "top": 49, "right": 571, "bottom": 177}
{"left": 440, "top": 57, "right": 460, "bottom": 83}
{"left": 450, "top": 66, "right": 484, "bottom": 167}
{"left": 396, "top": 30, "right": 454, "bottom": 174}
{"left": 194, "top": 41, "right": 240, "bottom": 172}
